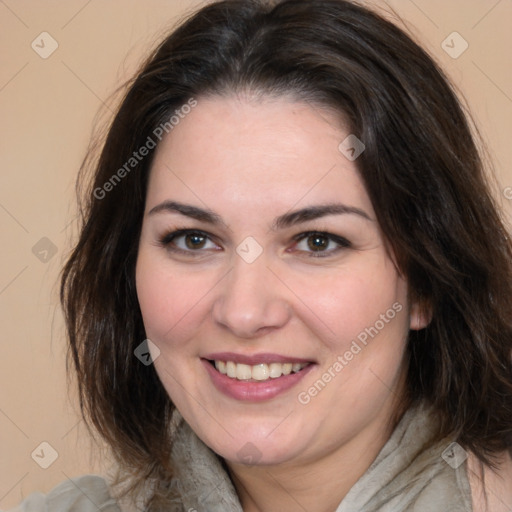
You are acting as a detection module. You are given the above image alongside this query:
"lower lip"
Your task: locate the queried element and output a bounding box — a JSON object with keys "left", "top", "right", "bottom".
{"left": 202, "top": 359, "right": 315, "bottom": 402}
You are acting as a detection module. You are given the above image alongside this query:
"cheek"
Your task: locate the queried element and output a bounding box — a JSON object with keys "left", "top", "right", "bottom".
{"left": 135, "top": 256, "right": 172, "bottom": 337}
{"left": 135, "top": 248, "right": 225, "bottom": 356}
{"left": 136, "top": 251, "right": 198, "bottom": 343}
{"left": 293, "top": 262, "right": 409, "bottom": 430}
{"left": 291, "top": 256, "right": 408, "bottom": 352}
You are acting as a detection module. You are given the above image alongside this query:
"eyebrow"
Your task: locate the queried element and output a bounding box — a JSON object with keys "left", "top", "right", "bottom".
{"left": 149, "top": 201, "right": 223, "bottom": 224}
{"left": 148, "top": 200, "right": 372, "bottom": 228}
{"left": 272, "top": 203, "right": 372, "bottom": 229}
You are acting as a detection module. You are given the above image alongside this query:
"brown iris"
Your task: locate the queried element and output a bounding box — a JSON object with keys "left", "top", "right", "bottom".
{"left": 307, "top": 235, "right": 329, "bottom": 251}
{"left": 185, "top": 233, "right": 207, "bottom": 249}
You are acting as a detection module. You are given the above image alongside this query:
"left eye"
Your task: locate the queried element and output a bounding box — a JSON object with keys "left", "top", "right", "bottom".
{"left": 161, "top": 230, "right": 219, "bottom": 252}
{"left": 293, "top": 232, "right": 350, "bottom": 256}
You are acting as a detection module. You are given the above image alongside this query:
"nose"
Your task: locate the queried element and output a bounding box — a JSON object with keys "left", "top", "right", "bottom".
{"left": 212, "top": 256, "right": 292, "bottom": 338}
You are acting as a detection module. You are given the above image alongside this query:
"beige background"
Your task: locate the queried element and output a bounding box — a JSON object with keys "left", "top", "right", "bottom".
{"left": 1, "top": 0, "right": 511, "bottom": 508}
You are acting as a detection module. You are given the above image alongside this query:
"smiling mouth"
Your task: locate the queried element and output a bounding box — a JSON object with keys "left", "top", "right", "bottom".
{"left": 208, "top": 359, "right": 312, "bottom": 381}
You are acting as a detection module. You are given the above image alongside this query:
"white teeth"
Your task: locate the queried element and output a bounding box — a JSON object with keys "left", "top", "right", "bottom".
{"left": 213, "top": 360, "right": 308, "bottom": 381}
{"left": 226, "top": 361, "right": 237, "bottom": 378}
{"left": 215, "top": 360, "right": 226, "bottom": 374}
{"left": 252, "top": 364, "right": 270, "bottom": 381}
{"left": 282, "top": 363, "right": 293, "bottom": 375}
{"left": 269, "top": 363, "right": 283, "bottom": 378}
{"left": 236, "top": 363, "right": 252, "bottom": 380}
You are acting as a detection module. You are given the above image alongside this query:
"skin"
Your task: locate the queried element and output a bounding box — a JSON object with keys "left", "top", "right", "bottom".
{"left": 135, "top": 95, "right": 429, "bottom": 512}
{"left": 468, "top": 452, "right": 512, "bottom": 512}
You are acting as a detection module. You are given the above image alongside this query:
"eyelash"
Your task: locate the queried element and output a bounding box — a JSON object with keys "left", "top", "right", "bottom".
{"left": 158, "top": 228, "right": 351, "bottom": 258}
{"left": 159, "top": 229, "right": 220, "bottom": 257}
{"left": 292, "top": 231, "right": 351, "bottom": 257}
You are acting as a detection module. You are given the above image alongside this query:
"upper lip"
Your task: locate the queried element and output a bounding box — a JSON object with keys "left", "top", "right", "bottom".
{"left": 203, "top": 352, "right": 315, "bottom": 365}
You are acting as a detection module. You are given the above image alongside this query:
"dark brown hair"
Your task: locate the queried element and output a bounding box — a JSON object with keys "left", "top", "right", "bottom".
{"left": 61, "top": 0, "right": 512, "bottom": 506}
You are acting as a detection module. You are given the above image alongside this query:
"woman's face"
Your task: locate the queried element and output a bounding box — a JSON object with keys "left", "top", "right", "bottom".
{"left": 136, "top": 95, "right": 425, "bottom": 467}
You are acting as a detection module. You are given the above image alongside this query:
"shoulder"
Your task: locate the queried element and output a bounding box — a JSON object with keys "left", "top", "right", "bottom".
{"left": 6, "top": 475, "right": 121, "bottom": 512}
{"left": 467, "top": 450, "right": 512, "bottom": 512}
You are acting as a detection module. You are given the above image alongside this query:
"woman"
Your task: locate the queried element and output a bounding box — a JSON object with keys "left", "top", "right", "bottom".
{"left": 10, "top": 0, "right": 512, "bottom": 510}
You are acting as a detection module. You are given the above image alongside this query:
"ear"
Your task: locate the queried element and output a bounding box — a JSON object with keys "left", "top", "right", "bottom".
{"left": 409, "top": 300, "right": 432, "bottom": 330}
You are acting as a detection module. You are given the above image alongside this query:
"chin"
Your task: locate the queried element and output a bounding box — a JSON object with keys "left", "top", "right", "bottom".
{"left": 200, "top": 422, "right": 306, "bottom": 467}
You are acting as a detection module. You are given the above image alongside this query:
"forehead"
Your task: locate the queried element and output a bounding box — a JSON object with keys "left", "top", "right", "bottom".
{"left": 147, "top": 95, "right": 374, "bottom": 217}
